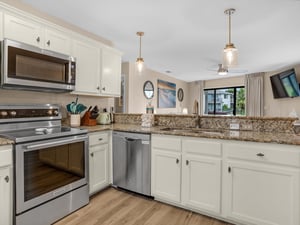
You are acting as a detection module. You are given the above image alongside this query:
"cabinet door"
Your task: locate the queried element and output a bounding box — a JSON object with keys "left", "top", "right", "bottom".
{"left": 151, "top": 149, "right": 181, "bottom": 204}
{"left": 100, "top": 48, "right": 121, "bottom": 96}
{"left": 44, "top": 27, "right": 71, "bottom": 55}
{"left": 89, "top": 144, "right": 109, "bottom": 195}
{"left": 72, "top": 38, "right": 100, "bottom": 94}
{"left": 0, "top": 166, "right": 12, "bottom": 225}
{"left": 224, "top": 161, "right": 299, "bottom": 225}
{"left": 4, "top": 13, "right": 42, "bottom": 47}
{"left": 182, "top": 154, "right": 221, "bottom": 214}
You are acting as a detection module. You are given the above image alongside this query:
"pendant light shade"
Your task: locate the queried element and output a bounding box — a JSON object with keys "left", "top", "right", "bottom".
{"left": 222, "top": 8, "right": 238, "bottom": 67}
{"left": 136, "top": 31, "right": 145, "bottom": 74}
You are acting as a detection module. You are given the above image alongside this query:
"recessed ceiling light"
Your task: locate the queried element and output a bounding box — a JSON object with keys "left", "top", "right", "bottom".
{"left": 165, "top": 70, "right": 172, "bottom": 73}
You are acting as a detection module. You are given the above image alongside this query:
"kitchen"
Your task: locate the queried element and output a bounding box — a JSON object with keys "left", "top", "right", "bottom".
{"left": 0, "top": 1, "right": 300, "bottom": 225}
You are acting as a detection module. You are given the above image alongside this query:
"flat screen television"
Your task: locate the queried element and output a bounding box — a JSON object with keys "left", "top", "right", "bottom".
{"left": 270, "top": 68, "right": 300, "bottom": 98}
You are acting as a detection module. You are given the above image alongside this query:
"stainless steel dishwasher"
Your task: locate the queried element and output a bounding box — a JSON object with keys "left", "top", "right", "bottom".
{"left": 112, "top": 131, "right": 151, "bottom": 196}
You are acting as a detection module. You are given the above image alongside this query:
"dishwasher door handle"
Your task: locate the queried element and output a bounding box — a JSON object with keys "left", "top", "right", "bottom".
{"left": 125, "top": 137, "right": 138, "bottom": 142}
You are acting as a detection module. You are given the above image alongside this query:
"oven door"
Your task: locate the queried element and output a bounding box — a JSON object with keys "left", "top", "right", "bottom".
{"left": 15, "top": 134, "right": 88, "bottom": 214}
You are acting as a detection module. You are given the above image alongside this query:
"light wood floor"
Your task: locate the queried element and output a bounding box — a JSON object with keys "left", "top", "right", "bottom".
{"left": 54, "top": 188, "right": 233, "bottom": 225}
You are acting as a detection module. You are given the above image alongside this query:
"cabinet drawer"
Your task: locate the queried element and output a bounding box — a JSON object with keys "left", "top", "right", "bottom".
{"left": 223, "top": 141, "right": 300, "bottom": 167}
{"left": 89, "top": 132, "right": 109, "bottom": 146}
{"left": 152, "top": 135, "right": 181, "bottom": 152}
{"left": 0, "top": 145, "right": 12, "bottom": 167}
{"left": 182, "top": 138, "right": 221, "bottom": 157}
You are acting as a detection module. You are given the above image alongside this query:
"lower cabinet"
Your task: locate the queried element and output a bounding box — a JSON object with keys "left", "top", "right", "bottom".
{"left": 89, "top": 131, "right": 111, "bottom": 195}
{"left": 151, "top": 149, "right": 181, "bottom": 204}
{"left": 151, "top": 135, "right": 222, "bottom": 215}
{"left": 0, "top": 145, "right": 12, "bottom": 225}
{"left": 151, "top": 135, "right": 300, "bottom": 225}
{"left": 223, "top": 141, "right": 300, "bottom": 225}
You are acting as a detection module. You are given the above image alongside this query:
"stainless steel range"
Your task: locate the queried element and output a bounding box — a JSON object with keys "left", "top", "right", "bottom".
{"left": 0, "top": 104, "right": 89, "bottom": 225}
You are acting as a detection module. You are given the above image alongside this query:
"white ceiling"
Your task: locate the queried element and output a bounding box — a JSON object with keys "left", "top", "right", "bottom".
{"left": 20, "top": 0, "right": 300, "bottom": 81}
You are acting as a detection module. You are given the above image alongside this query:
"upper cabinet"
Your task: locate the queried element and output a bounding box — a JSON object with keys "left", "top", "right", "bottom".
{"left": 3, "top": 13, "right": 71, "bottom": 55}
{"left": 3, "top": 13, "right": 43, "bottom": 47}
{"left": 0, "top": 3, "right": 122, "bottom": 97}
{"left": 72, "top": 37, "right": 101, "bottom": 95}
{"left": 100, "top": 47, "right": 122, "bottom": 96}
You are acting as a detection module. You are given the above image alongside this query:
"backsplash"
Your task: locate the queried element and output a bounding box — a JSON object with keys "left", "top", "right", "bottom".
{"left": 114, "top": 113, "right": 297, "bottom": 133}
{"left": 0, "top": 89, "right": 114, "bottom": 119}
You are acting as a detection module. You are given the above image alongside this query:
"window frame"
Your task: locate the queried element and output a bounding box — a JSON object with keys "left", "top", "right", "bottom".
{"left": 203, "top": 86, "right": 245, "bottom": 116}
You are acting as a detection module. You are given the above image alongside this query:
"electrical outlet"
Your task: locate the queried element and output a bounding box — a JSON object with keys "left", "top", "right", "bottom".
{"left": 230, "top": 123, "right": 240, "bottom": 130}
{"left": 230, "top": 130, "right": 240, "bottom": 137}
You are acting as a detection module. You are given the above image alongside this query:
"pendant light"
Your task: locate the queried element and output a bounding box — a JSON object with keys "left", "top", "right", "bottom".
{"left": 136, "top": 31, "right": 144, "bottom": 74}
{"left": 222, "top": 8, "right": 238, "bottom": 67}
{"left": 217, "top": 64, "right": 228, "bottom": 76}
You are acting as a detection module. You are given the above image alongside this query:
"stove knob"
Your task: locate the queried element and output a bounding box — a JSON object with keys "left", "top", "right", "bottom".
{"left": 0, "top": 111, "right": 8, "bottom": 116}
{"left": 53, "top": 110, "right": 59, "bottom": 116}
{"left": 9, "top": 111, "right": 17, "bottom": 117}
{"left": 47, "top": 110, "right": 53, "bottom": 116}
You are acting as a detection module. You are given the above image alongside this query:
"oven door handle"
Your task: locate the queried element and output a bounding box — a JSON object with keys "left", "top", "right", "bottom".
{"left": 24, "top": 136, "right": 86, "bottom": 151}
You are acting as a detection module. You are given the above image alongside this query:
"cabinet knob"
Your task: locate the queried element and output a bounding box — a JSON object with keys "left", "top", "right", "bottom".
{"left": 228, "top": 167, "right": 231, "bottom": 173}
{"left": 36, "top": 37, "right": 40, "bottom": 42}
{"left": 256, "top": 153, "right": 264, "bottom": 157}
{"left": 98, "top": 138, "right": 103, "bottom": 141}
{"left": 91, "top": 153, "right": 94, "bottom": 157}
{"left": 102, "top": 87, "right": 106, "bottom": 91}
{"left": 176, "top": 158, "right": 179, "bottom": 164}
{"left": 4, "top": 176, "right": 9, "bottom": 183}
{"left": 96, "top": 86, "right": 100, "bottom": 90}
{"left": 186, "top": 160, "right": 189, "bottom": 165}
{"left": 46, "top": 40, "right": 51, "bottom": 46}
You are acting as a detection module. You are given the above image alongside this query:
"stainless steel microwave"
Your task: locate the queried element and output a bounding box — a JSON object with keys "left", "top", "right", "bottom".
{"left": 1, "top": 39, "right": 76, "bottom": 92}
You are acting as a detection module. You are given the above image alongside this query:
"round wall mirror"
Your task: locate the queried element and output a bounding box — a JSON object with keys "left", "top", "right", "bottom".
{"left": 177, "top": 88, "right": 184, "bottom": 102}
{"left": 143, "top": 80, "right": 154, "bottom": 99}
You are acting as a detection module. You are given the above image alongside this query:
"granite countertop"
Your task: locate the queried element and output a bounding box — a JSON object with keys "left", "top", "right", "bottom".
{"left": 81, "top": 123, "right": 300, "bottom": 146}
{"left": 1, "top": 123, "right": 299, "bottom": 146}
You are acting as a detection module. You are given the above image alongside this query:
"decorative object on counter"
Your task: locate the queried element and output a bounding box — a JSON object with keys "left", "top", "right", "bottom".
{"left": 141, "top": 114, "right": 154, "bottom": 127}
{"left": 66, "top": 97, "right": 87, "bottom": 127}
{"left": 110, "top": 107, "right": 115, "bottom": 123}
{"left": 97, "top": 112, "right": 111, "bottom": 125}
{"left": 177, "top": 88, "right": 184, "bottom": 102}
{"left": 146, "top": 101, "right": 154, "bottom": 114}
{"left": 143, "top": 80, "right": 154, "bottom": 99}
{"left": 182, "top": 108, "right": 188, "bottom": 114}
{"left": 157, "top": 79, "right": 176, "bottom": 108}
{"left": 81, "top": 105, "right": 99, "bottom": 126}
{"left": 192, "top": 100, "right": 199, "bottom": 114}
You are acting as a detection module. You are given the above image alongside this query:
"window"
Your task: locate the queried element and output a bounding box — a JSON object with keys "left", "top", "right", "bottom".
{"left": 204, "top": 86, "right": 245, "bottom": 116}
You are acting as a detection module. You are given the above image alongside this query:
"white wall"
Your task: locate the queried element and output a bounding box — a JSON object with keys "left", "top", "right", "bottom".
{"left": 124, "top": 62, "right": 189, "bottom": 114}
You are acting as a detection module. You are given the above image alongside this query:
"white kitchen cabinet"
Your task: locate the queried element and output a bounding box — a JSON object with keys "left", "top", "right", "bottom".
{"left": 0, "top": 145, "right": 12, "bottom": 225}
{"left": 44, "top": 27, "right": 71, "bottom": 55}
{"left": 100, "top": 47, "right": 122, "bottom": 96}
{"left": 89, "top": 131, "right": 111, "bottom": 195}
{"left": 3, "top": 13, "right": 71, "bottom": 55}
{"left": 223, "top": 141, "right": 300, "bottom": 225}
{"left": 4, "top": 13, "right": 43, "bottom": 47}
{"left": 151, "top": 135, "right": 181, "bottom": 204}
{"left": 182, "top": 138, "right": 222, "bottom": 215}
{"left": 72, "top": 37, "right": 101, "bottom": 95}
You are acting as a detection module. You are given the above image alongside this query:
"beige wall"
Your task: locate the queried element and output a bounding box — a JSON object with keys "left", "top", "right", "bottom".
{"left": 264, "top": 64, "right": 300, "bottom": 117}
{"left": 123, "top": 62, "right": 190, "bottom": 114}
{"left": 0, "top": 89, "right": 114, "bottom": 118}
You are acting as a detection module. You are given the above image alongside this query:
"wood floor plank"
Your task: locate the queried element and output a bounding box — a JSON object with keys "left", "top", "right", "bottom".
{"left": 54, "top": 188, "right": 233, "bottom": 225}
